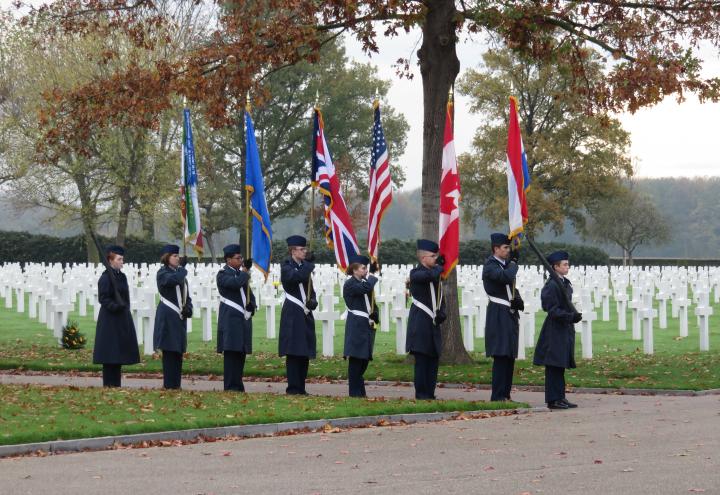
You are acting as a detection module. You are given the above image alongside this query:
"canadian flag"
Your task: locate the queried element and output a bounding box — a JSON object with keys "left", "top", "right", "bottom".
{"left": 438, "top": 99, "right": 461, "bottom": 279}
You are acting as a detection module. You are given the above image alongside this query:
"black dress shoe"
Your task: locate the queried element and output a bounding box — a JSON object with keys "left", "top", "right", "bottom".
{"left": 560, "top": 398, "right": 578, "bottom": 408}
{"left": 548, "top": 400, "right": 569, "bottom": 410}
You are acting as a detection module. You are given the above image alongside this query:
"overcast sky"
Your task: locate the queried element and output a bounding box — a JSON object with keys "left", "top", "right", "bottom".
{"left": 344, "top": 32, "right": 720, "bottom": 190}
{"left": 3, "top": 0, "right": 718, "bottom": 189}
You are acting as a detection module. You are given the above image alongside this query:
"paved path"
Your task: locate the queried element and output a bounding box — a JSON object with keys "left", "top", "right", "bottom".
{"left": 1, "top": 373, "right": 720, "bottom": 494}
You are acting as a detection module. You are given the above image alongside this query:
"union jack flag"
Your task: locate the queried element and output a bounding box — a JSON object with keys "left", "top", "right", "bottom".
{"left": 367, "top": 100, "right": 393, "bottom": 262}
{"left": 311, "top": 107, "right": 360, "bottom": 271}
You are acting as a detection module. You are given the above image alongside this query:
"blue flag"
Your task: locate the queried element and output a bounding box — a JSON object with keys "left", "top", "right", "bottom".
{"left": 245, "top": 110, "right": 273, "bottom": 279}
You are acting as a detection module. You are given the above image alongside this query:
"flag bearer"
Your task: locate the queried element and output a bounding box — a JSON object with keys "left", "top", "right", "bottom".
{"left": 406, "top": 239, "right": 446, "bottom": 400}
{"left": 534, "top": 250, "right": 583, "bottom": 409}
{"left": 279, "top": 235, "right": 317, "bottom": 395}
{"left": 93, "top": 245, "right": 140, "bottom": 387}
{"left": 342, "top": 255, "right": 379, "bottom": 397}
{"left": 482, "top": 233, "right": 524, "bottom": 401}
{"left": 216, "top": 244, "right": 256, "bottom": 392}
{"left": 153, "top": 244, "right": 192, "bottom": 389}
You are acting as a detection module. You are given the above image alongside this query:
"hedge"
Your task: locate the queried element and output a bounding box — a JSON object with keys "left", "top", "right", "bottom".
{"left": 0, "top": 231, "right": 165, "bottom": 264}
{"left": 0, "top": 230, "right": 611, "bottom": 266}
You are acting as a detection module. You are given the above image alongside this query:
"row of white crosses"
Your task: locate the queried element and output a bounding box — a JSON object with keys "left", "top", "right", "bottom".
{"left": 1, "top": 262, "right": 717, "bottom": 359}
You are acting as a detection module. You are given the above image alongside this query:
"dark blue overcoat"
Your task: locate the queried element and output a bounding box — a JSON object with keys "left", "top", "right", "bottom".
{"left": 405, "top": 264, "right": 445, "bottom": 357}
{"left": 153, "top": 265, "right": 192, "bottom": 353}
{"left": 533, "top": 277, "right": 577, "bottom": 369}
{"left": 278, "top": 258, "right": 316, "bottom": 358}
{"left": 92, "top": 270, "right": 140, "bottom": 365}
{"left": 482, "top": 256, "right": 520, "bottom": 358}
{"left": 343, "top": 275, "right": 378, "bottom": 360}
{"left": 216, "top": 265, "right": 255, "bottom": 354}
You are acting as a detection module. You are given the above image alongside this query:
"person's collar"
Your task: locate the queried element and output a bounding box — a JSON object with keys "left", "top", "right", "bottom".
{"left": 493, "top": 255, "right": 506, "bottom": 265}
{"left": 225, "top": 264, "right": 238, "bottom": 272}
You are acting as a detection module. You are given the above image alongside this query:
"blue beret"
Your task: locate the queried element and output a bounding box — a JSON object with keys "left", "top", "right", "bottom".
{"left": 286, "top": 235, "right": 307, "bottom": 247}
{"left": 223, "top": 244, "right": 243, "bottom": 256}
{"left": 416, "top": 239, "right": 439, "bottom": 253}
{"left": 160, "top": 244, "right": 180, "bottom": 255}
{"left": 490, "top": 233, "right": 510, "bottom": 246}
{"left": 105, "top": 245, "right": 125, "bottom": 256}
{"left": 547, "top": 250, "right": 569, "bottom": 264}
{"left": 348, "top": 254, "right": 370, "bottom": 265}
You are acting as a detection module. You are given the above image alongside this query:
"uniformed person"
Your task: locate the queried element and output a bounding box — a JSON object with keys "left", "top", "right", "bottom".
{"left": 342, "top": 254, "right": 379, "bottom": 398}
{"left": 279, "top": 235, "right": 317, "bottom": 395}
{"left": 153, "top": 244, "right": 192, "bottom": 389}
{"left": 406, "top": 239, "right": 446, "bottom": 400}
{"left": 533, "top": 250, "right": 583, "bottom": 409}
{"left": 482, "top": 233, "right": 524, "bottom": 401}
{"left": 92, "top": 245, "right": 140, "bottom": 387}
{"left": 216, "top": 244, "right": 256, "bottom": 392}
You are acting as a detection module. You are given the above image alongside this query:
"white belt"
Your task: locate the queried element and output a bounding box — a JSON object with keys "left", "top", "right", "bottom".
{"left": 487, "top": 295, "right": 511, "bottom": 307}
{"left": 160, "top": 285, "right": 184, "bottom": 319}
{"left": 412, "top": 299, "right": 435, "bottom": 319}
{"left": 350, "top": 293, "right": 372, "bottom": 319}
{"left": 219, "top": 296, "right": 251, "bottom": 320}
{"left": 411, "top": 281, "right": 438, "bottom": 320}
{"left": 348, "top": 309, "right": 370, "bottom": 319}
{"left": 284, "top": 293, "right": 310, "bottom": 315}
{"left": 160, "top": 296, "right": 182, "bottom": 317}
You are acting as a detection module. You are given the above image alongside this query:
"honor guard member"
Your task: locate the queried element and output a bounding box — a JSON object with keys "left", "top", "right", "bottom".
{"left": 216, "top": 244, "right": 256, "bottom": 392}
{"left": 92, "top": 245, "right": 140, "bottom": 387}
{"left": 482, "top": 233, "right": 524, "bottom": 401}
{"left": 153, "top": 244, "right": 193, "bottom": 389}
{"left": 406, "top": 239, "right": 446, "bottom": 400}
{"left": 342, "top": 254, "right": 380, "bottom": 397}
{"left": 279, "top": 235, "right": 318, "bottom": 395}
{"left": 533, "top": 250, "right": 583, "bottom": 409}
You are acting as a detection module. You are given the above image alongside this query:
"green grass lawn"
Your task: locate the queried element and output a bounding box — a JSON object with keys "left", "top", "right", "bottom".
{"left": 1, "top": 291, "right": 719, "bottom": 390}
{"left": 0, "top": 384, "right": 524, "bottom": 446}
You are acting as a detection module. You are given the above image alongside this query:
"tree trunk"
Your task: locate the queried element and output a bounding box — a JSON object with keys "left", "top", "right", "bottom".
{"left": 73, "top": 168, "right": 100, "bottom": 263}
{"left": 418, "top": 0, "right": 471, "bottom": 364}
{"left": 115, "top": 190, "right": 132, "bottom": 246}
{"left": 140, "top": 210, "right": 155, "bottom": 239}
{"left": 205, "top": 232, "right": 216, "bottom": 263}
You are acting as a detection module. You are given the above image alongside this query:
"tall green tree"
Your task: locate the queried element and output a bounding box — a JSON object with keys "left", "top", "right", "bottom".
{"left": 457, "top": 49, "right": 633, "bottom": 235}
{"left": 197, "top": 39, "right": 409, "bottom": 249}
{"left": 585, "top": 185, "right": 671, "bottom": 265}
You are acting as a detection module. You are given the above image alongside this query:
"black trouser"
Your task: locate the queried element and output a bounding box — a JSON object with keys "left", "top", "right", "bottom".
{"left": 162, "top": 351, "right": 183, "bottom": 389}
{"left": 286, "top": 355, "right": 310, "bottom": 395}
{"left": 491, "top": 356, "right": 515, "bottom": 401}
{"left": 348, "top": 357, "right": 369, "bottom": 397}
{"left": 102, "top": 364, "right": 122, "bottom": 387}
{"left": 224, "top": 351, "right": 247, "bottom": 392}
{"left": 545, "top": 365, "right": 566, "bottom": 403}
{"left": 413, "top": 352, "right": 439, "bottom": 400}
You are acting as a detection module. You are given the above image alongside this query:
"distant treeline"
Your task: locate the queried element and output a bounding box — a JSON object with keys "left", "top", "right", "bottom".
{"left": 0, "top": 230, "right": 610, "bottom": 266}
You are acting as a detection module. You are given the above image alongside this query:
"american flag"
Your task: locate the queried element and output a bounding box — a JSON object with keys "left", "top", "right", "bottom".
{"left": 367, "top": 100, "right": 393, "bottom": 261}
{"left": 311, "top": 107, "right": 360, "bottom": 271}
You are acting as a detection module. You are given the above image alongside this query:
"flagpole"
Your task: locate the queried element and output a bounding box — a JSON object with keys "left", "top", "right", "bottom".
{"left": 244, "top": 93, "right": 252, "bottom": 304}
{"left": 181, "top": 98, "right": 188, "bottom": 260}
{"left": 181, "top": 98, "right": 188, "bottom": 307}
{"left": 245, "top": 93, "right": 251, "bottom": 260}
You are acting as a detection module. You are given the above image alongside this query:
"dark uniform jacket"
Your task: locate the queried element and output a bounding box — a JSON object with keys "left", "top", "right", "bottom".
{"left": 279, "top": 257, "right": 316, "bottom": 358}
{"left": 153, "top": 265, "right": 192, "bottom": 353}
{"left": 216, "top": 265, "right": 255, "bottom": 354}
{"left": 482, "top": 255, "right": 520, "bottom": 358}
{"left": 343, "top": 275, "right": 378, "bottom": 360}
{"left": 405, "top": 264, "right": 445, "bottom": 357}
{"left": 533, "top": 277, "right": 577, "bottom": 369}
{"left": 93, "top": 270, "right": 140, "bottom": 365}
